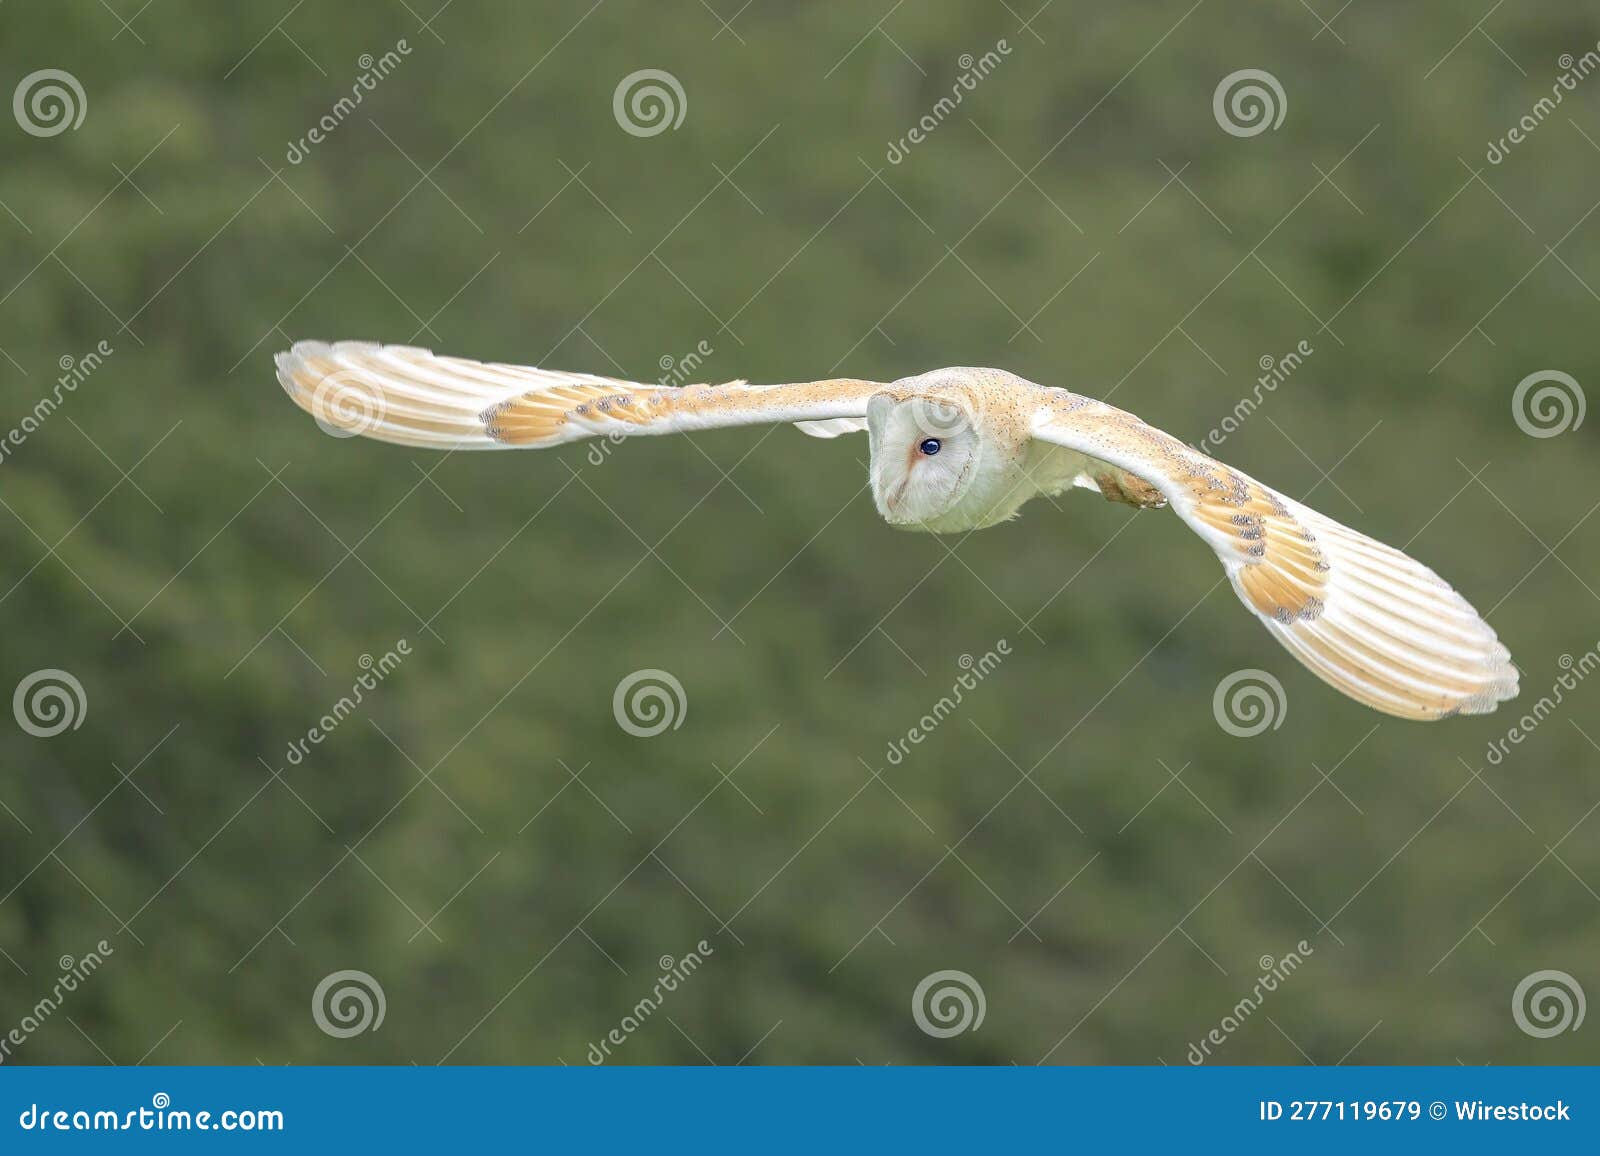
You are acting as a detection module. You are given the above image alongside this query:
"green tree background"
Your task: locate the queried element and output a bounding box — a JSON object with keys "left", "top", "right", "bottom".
{"left": 1, "top": 1, "right": 1596, "bottom": 1064}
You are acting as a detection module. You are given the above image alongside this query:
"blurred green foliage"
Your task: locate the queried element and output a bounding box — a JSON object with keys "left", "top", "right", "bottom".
{"left": 0, "top": 1, "right": 1597, "bottom": 1065}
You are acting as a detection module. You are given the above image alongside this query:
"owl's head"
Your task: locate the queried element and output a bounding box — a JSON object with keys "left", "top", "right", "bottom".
{"left": 866, "top": 371, "right": 1020, "bottom": 531}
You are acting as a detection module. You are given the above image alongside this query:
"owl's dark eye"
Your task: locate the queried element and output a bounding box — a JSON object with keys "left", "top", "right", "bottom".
{"left": 918, "top": 437, "right": 942, "bottom": 456}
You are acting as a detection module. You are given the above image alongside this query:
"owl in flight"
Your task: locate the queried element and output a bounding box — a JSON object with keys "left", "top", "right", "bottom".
{"left": 276, "top": 341, "right": 1517, "bottom": 721}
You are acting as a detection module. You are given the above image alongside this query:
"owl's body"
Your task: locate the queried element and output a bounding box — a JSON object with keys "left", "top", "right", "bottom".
{"left": 276, "top": 342, "right": 1519, "bottom": 721}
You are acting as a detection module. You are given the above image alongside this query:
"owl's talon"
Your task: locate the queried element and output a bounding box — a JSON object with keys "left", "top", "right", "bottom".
{"left": 1095, "top": 469, "right": 1167, "bottom": 509}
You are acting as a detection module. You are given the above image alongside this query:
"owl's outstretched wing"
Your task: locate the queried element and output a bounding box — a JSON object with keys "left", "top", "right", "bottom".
{"left": 1031, "top": 393, "right": 1517, "bottom": 720}
{"left": 275, "top": 341, "right": 885, "bottom": 450}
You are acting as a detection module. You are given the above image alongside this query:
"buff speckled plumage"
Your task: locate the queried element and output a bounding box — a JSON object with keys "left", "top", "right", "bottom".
{"left": 275, "top": 341, "right": 1518, "bottom": 721}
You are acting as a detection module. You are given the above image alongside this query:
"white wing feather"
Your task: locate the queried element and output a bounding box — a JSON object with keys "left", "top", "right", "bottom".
{"left": 276, "top": 341, "right": 885, "bottom": 450}
{"left": 1032, "top": 397, "right": 1517, "bottom": 720}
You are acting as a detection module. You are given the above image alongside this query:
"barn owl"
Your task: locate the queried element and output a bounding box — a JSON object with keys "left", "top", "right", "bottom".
{"left": 276, "top": 342, "right": 1518, "bottom": 721}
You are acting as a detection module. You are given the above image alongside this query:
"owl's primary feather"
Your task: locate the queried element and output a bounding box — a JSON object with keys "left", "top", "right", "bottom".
{"left": 276, "top": 341, "right": 1517, "bottom": 721}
